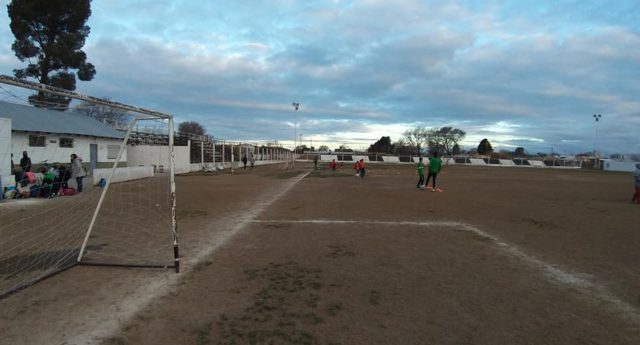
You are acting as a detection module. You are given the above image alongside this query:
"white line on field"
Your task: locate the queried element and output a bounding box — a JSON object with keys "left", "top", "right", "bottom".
{"left": 251, "top": 219, "right": 640, "bottom": 325}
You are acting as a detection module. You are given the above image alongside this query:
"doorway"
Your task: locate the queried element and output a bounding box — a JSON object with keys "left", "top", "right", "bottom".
{"left": 89, "top": 143, "right": 98, "bottom": 175}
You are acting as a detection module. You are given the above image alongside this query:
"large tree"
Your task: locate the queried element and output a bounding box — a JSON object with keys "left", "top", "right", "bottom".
{"left": 367, "top": 136, "right": 393, "bottom": 153}
{"left": 477, "top": 138, "right": 493, "bottom": 155}
{"left": 514, "top": 147, "right": 525, "bottom": 157}
{"left": 74, "top": 99, "right": 130, "bottom": 125}
{"left": 401, "top": 127, "right": 429, "bottom": 156}
{"left": 178, "top": 121, "right": 206, "bottom": 136}
{"left": 452, "top": 143, "right": 461, "bottom": 155}
{"left": 429, "top": 127, "right": 466, "bottom": 155}
{"left": 8, "top": 0, "right": 96, "bottom": 110}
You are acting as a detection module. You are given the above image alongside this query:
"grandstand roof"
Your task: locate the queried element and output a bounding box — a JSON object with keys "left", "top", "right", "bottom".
{"left": 0, "top": 101, "right": 124, "bottom": 139}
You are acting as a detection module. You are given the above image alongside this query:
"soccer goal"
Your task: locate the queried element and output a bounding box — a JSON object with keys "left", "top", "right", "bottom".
{"left": 0, "top": 75, "right": 180, "bottom": 300}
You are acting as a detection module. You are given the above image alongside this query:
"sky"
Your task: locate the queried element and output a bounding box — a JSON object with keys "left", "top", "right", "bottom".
{"left": 0, "top": 0, "right": 639, "bottom": 154}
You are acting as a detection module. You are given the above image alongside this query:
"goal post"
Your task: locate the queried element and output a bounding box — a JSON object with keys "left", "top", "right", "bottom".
{"left": 0, "top": 75, "right": 180, "bottom": 300}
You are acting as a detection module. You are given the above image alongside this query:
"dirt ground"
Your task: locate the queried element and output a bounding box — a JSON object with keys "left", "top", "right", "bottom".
{"left": 2, "top": 162, "right": 639, "bottom": 344}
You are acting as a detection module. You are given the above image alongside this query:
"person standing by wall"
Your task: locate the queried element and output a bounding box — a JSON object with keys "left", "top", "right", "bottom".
{"left": 632, "top": 163, "right": 640, "bottom": 204}
{"left": 20, "top": 151, "right": 32, "bottom": 173}
{"left": 71, "top": 153, "right": 86, "bottom": 192}
{"left": 242, "top": 154, "right": 248, "bottom": 169}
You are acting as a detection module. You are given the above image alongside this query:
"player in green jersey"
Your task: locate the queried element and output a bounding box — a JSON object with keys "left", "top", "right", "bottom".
{"left": 416, "top": 157, "right": 425, "bottom": 189}
{"left": 426, "top": 152, "right": 442, "bottom": 192}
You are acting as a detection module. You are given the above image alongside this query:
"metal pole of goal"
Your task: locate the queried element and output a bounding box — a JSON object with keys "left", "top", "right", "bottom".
{"left": 168, "top": 117, "right": 180, "bottom": 273}
{"left": 77, "top": 117, "right": 139, "bottom": 263}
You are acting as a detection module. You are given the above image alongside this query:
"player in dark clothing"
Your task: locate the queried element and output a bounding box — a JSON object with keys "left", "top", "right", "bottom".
{"left": 20, "top": 151, "right": 32, "bottom": 172}
{"left": 425, "top": 152, "right": 442, "bottom": 192}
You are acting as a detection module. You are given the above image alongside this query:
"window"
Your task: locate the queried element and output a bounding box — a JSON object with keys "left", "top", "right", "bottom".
{"left": 107, "top": 144, "right": 120, "bottom": 159}
{"left": 29, "top": 135, "right": 46, "bottom": 147}
{"left": 59, "top": 137, "right": 74, "bottom": 148}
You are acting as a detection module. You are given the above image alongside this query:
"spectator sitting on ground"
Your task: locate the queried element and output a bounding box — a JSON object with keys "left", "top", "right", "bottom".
{"left": 16, "top": 178, "right": 34, "bottom": 199}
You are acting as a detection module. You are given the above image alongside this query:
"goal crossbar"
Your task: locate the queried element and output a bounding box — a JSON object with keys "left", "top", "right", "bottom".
{"left": 0, "top": 74, "right": 171, "bottom": 119}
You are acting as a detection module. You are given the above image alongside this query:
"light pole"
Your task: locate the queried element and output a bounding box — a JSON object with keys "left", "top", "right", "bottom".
{"left": 593, "top": 114, "right": 602, "bottom": 168}
{"left": 292, "top": 102, "right": 300, "bottom": 166}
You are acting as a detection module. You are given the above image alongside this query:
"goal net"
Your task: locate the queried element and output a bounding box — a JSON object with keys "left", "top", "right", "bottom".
{"left": 0, "top": 76, "right": 179, "bottom": 300}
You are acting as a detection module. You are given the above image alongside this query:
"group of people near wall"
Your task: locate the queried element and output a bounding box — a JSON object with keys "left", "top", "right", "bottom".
{"left": 3, "top": 151, "right": 87, "bottom": 200}
{"left": 240, "top": 154, "right": 256, "bottom": 169}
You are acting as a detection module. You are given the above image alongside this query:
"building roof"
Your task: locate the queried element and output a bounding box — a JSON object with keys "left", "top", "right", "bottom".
{"left": 0, "top": 101, "right": 124, "bottom": 139}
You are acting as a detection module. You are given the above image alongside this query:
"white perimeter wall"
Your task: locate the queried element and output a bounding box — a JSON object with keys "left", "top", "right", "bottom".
{"left": 127, "top": 145, "right": 191, "bottom": 174}
{"left": 602, "top": 160, "right": 639, "bottom": 172}
{"left": 0, "top": 118, "right": 12, "bottom": 193}
{"left": 0, "top": 118, "right": 11, "bottom": 177}
{"left": 10, "top": 132, "right": 125, "bottom": 166}
{"left": 93, "top": 166, "right": 154, "bottom": 185}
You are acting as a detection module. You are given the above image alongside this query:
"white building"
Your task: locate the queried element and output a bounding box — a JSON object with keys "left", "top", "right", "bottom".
{"left": 0, "top": 101, "right": 125, "bottom": 178}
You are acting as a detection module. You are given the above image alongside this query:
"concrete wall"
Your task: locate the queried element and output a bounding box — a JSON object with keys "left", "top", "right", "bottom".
{"left": 0, "top": 118, "right": 11, "bottom": 177}
{"left": 382, "top": 156, "right": 399, "bottom": 163}
{"left": 10, "top": 131, "right": 125, "bottom": 168}
{"left": 0, "top": 119, "right": 13, "bottom": 199}
{"left": 469, "top": 158, "right": 487, "bottom": 166}
{"left": 602, "top": 159, "right": 639, "bottom": 172}
{"left": 126, "top": 145, "right": 191, "bottom": 174}
{"left": 93, "top": 166, "right": 154, "bottom": 185}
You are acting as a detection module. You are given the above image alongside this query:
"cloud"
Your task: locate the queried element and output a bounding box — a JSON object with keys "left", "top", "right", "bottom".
{"left": 0, "top": 0, "right": 638, "bottom": 155}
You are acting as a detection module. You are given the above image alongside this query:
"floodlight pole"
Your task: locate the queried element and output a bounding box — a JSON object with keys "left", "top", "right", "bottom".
{"left": 593, "top": 114, "right": 602, "bottom": 168}
{"left": 292, "top": 102, "right": 300, "bottom": 167}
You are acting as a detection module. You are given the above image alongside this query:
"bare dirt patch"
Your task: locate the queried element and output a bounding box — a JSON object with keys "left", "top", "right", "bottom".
{"left": 100, "top": 164, "right": 639, "bottom": 344}
{"left": 2, "top": 163, "right": 640, "bottom": 344}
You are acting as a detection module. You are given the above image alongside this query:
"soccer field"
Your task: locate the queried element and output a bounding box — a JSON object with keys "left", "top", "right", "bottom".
{"left": 1, "top": 163, "right": 639, "bottom": 345}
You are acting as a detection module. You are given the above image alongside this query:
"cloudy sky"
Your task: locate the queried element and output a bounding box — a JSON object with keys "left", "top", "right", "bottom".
{"left": 0, "top": 0, "right": 639, "bottom": 154}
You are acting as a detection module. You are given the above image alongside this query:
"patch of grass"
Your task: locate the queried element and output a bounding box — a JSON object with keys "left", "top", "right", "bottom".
{"left": 216, "top": 261, "right": 334, "bottom": 344}
{"left": 194, "top": 322, "right": 213, "bottom": 345}
{"left": 369, "top": 290, "right": 381, "bottom": 305}
{"left": 326, "top": 245, "right": 356, "bottom": 258}
{"left": 176, "top": 209, "right": 209, "bottom": 220}
{"left": 103, "top": 337, "right": 127, "bottom": 345}
{"left": 193, "top": 260, "right": 214, "bottom": 272}
{"left": 275, "top": 171, "right": 306, "bottom": 179}
{"left": 327, "top": 303, "right": 343, "bottom": 316}
{"left": 521, "top": 217, "right": 560, "bottom": 229}
{"left": 305, "top": 171, "right": 354, "bottom": 178}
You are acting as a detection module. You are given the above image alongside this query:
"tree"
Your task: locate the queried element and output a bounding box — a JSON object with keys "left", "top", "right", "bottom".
{"left": 368, "top": 136, "right": 393, "bottom": 153}
{"left": 514, "top": 147, "right": 525, "bottom": 157}
{"left": 429, "top": 127, "right": 466, "bottom": 155}
{"left": 335, "top": 145, "right": 352, "bottom": 152}
{"left": 295, "top": 145, "right": 310, "bottom": 152}
{"left": 477, "top": 138, "right": 493, "bottom": 155}
{"left": 392, "top": 139, "right": 414, "bottom": 155}
{"left": 318, "top": 145, "right": 329, "bottom": 152}
{"left": 74, "top": 99, "right": 130, "bottom": 125}
{"left": 401, "top": 127, "right": 429, "bottom": 156}
{"left": 452, "top": 144, "right": 461, "bottom": 155}
{"left": 8, "top": 0, "right": 96, "bottom": 110}
{"left": 178, "top": 121, "right": 206, "bottom": 136}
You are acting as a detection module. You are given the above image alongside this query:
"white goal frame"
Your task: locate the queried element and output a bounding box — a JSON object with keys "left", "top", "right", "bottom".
{"left": 0, "top": 75, "right": 180, "bottom": 277}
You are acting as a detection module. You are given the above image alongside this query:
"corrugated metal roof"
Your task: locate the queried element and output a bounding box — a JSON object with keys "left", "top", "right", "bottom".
{"left": 0, "top": 101, "right": 124, "bottom": 139}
